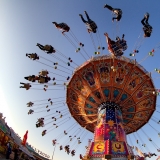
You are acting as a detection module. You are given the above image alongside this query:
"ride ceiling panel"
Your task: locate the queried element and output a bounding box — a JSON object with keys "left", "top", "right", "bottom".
{"left": 101, "top": 87, "right": 112, "bottom": 101}
{"left": 122, "top": 98, "right": 136, "bottom": 109}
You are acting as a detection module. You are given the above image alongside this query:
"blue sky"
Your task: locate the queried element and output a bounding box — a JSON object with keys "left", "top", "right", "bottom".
{"left": 0, "top": 0, "right": 160, "bottom": 160}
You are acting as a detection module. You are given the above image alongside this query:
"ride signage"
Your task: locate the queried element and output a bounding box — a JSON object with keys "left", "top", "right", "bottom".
{"left": 33, "top": 147, "right": 50, "bottom": 159}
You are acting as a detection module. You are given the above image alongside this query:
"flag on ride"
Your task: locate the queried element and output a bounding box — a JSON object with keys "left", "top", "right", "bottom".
{"left": 21, "top": 130, "right": 28, "bottom": 146}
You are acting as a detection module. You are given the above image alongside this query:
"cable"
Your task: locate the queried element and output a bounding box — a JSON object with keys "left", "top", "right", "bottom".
{"left": 31, "top": 96, "right": 65, "bottom": 103}
{"left": 136, "top": 132, "right": 150, "bottom": 152}
{"left": 141, "top": 128, "right": 159, "bottom": 149}
{"left": 133, "top": 133, "right": 144, "bottom": 153}
{"left": 89, "top": 33, "right": 97, "bottom": 52}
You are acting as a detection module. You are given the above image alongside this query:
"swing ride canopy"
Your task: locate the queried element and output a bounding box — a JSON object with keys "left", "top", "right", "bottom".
{"left": 67, "top": 55, "right": 157, "bottom": 134}
{"left": 17, "top": 1, "right": 160, "bottom": 158}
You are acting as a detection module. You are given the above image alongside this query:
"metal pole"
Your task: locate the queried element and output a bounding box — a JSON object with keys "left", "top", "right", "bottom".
{"left": 52, "top": 145, "right": 56, "bottom": 160}
{"left": 52, "top": 143, "right": 58, "bottom": 160}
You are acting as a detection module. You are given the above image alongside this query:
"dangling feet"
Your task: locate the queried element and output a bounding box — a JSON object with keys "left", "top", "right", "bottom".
{"left": 104, "top": 33, "right": 108, "bottom": 37}
{"left": 104, "top": 4, "right": 107, "bottom": 8}
{"left": 116, "top": 36, "right": 120, "bottom": 41}
{"left": 79, "top": 14, "right": 82, "bottom": 17}
{"left": 84, "top": 11, "right": 87, "bottom": 14}
{"left": 144, "top": 12, "right": 149, "bottom": 19}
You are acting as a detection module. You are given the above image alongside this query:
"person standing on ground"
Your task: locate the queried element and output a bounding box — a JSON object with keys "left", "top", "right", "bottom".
{"left": 6, "top": 142, "right": 12, "bottom": 159}
{"left": 14, "top": 146, "right": 19, "bottom": 160}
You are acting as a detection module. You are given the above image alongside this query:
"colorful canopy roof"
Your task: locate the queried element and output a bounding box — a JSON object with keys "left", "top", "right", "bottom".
{"left": 67, "top": 55, "right": 156, "bottom": 134}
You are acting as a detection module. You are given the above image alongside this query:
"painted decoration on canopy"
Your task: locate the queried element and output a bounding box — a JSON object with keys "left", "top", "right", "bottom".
{"left": 123, "top": 119, "right": 129, "bottom": 124}
{"left": 136, "top": 82, "right": 152, "bottom": 99}
{"left": 114, "top": 62, "right": 129, "bottom": 84}
{"left": 121, "top": 94, "right": 128, "bottom": 101}
{"left": 72, "top": 77, "right": 90, "bottom": 96}
{"left": 86, "top": 110, "right": 93, "bottom": 114}
{"left": 103, "top": 89, "right": 110, "bottom": 98}
{"left": 129, "top": 120, "right": 144, "bottom": 128}
{"left": 73, "top": 78, "right": 84, "bottom": 91}
{"left": 83, "top": 67, "right": 95, "bottom": 87}
{"left": 134, "top": 111, "right": 150, "bottom": 120}
{"left": 89, "top": 97, "right": 96, "bottom": 103}
{"left": 128, "top": 71, "right": 143, "bottom": 90}
{"left": 97, "top": 63, "right": 110, "bottom": 83}
{"left": 86, "top": 103, "right": 93, "bottom": 108}
{"left": 113, "top": 89, "right": 120, "bottom": 98}
{"left": 137, "top": 98, "right": 154, "bottom": 110}
{"left": 127, "top": 106, "right": 135, "bottom": 112}
{"left": 94, "top": 91, "right": 102, "bottom": 99}
{"left": 69, "top": 91, "right": 78, "bottom": 102}
{"left": 124, "top": 126, "right": 132, "bottom": 133}
{"left": 123, "top": 99, "right": 135, "bottom": 108}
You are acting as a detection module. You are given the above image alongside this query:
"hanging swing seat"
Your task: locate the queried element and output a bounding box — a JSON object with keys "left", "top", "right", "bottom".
{"left": 108, "top": 40, "right": 127, "bottom": 57}
{"left": 86, "top": 21, "right": 97, "bottom": 32}
{"left": 59, "top": 23, "right": 70, "bottom": 32}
